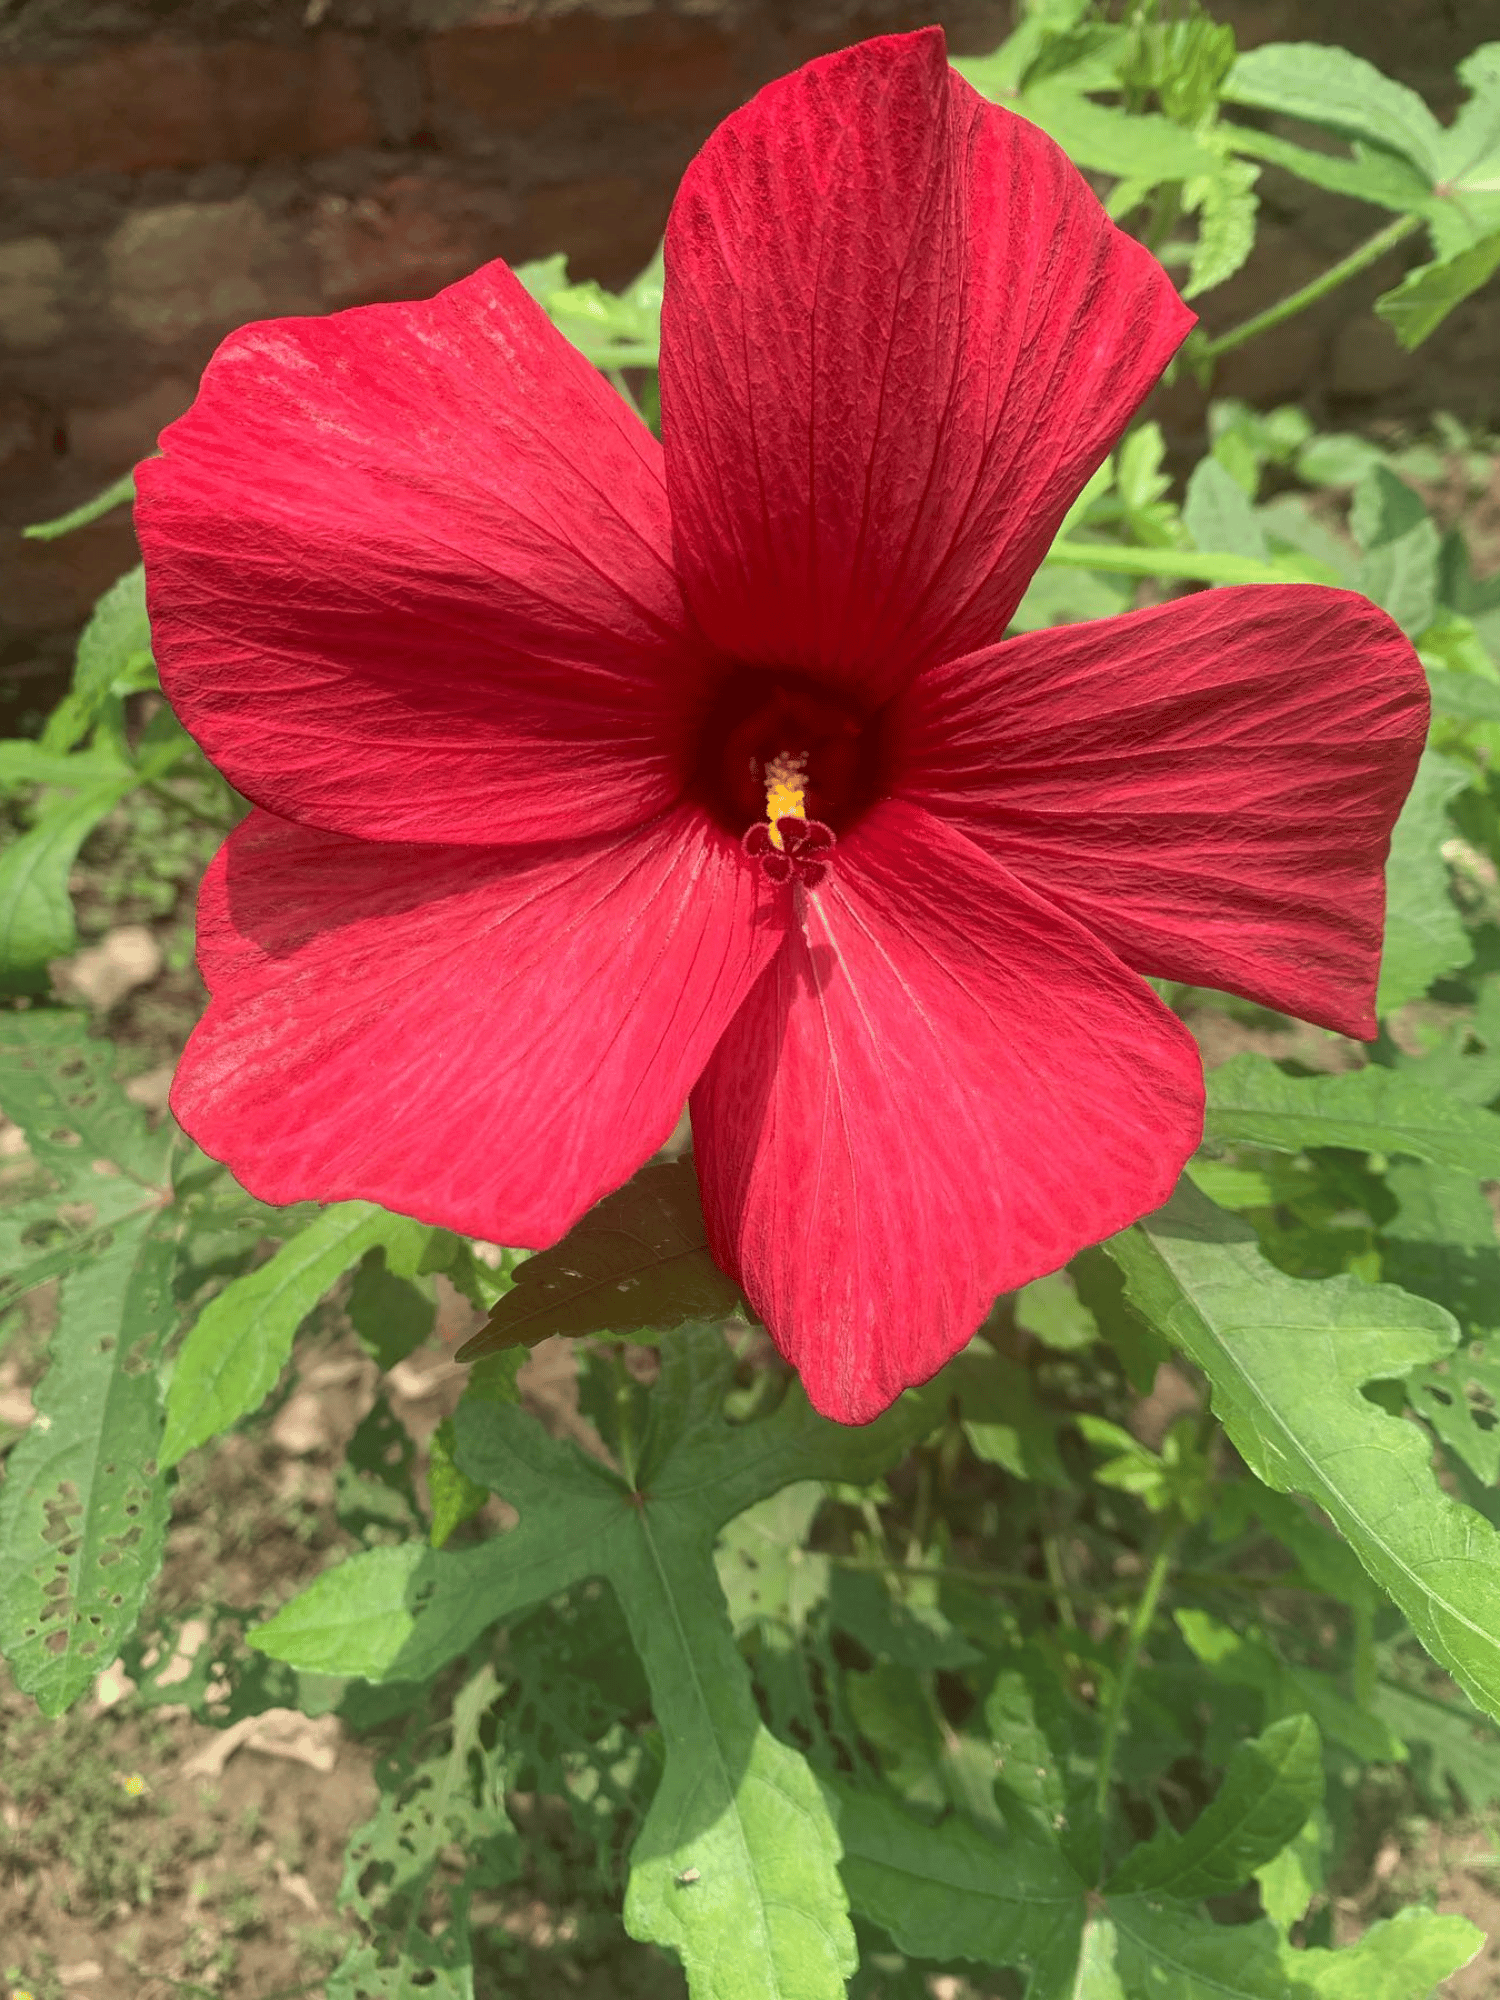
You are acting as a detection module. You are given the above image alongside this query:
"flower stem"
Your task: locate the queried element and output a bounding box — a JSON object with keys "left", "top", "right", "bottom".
{"left": 1092, "top": 1521, "right": 1182, "bottom": 1830}
{"left": 1044, "top": 540, "right": 1293, "bottom": 585}
{"left": 1195, "top": 211, "right": 1423, "bottom": 365}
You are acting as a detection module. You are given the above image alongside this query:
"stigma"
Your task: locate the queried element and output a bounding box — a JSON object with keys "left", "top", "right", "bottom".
{"left": 763, "top": 752, "right": 809, "bottom": 848}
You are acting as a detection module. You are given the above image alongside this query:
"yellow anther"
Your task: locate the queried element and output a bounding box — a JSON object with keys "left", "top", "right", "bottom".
{"left": 763, "top": 752, "right": 808, "bottom": 850}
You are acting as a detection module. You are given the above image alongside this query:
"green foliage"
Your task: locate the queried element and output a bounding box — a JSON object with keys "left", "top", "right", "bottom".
{"left": 1109, "top": 1183, "right": 1500, "bottom": 1722}
{"left": 256, "top": 1327, "right": 934, "bottom": 1997}
{"left": 161, "top": 1202, "right": 430, "bottom": 1466}
{"left": 7, "top": 13, "right": 1500, "bottom": 1997}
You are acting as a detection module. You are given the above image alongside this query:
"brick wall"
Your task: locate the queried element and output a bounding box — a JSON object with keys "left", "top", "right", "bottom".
{"left": 2, "top": 0, "right": 1497, "bottom": 696}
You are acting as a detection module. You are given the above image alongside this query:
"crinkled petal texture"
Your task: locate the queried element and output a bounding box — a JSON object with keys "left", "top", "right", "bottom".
{"left": 691, "top": 802, "right": 1205, "bottom": 1423}
{"left": 660, "top": 26, "right": 1193, "bottom": 705}
{"left": 136, "top": 260, "right": 711, "bottom": 847}
{"left": 174, "top": 807, "right": 783, "bottom": 1245}
{"left": 892, "top": 586, "right": 1430, "bottom": 1041}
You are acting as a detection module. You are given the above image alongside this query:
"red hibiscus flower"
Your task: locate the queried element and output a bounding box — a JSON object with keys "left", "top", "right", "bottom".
{"left": 136, "top": 29, "right": 1427, "bottom": 1424}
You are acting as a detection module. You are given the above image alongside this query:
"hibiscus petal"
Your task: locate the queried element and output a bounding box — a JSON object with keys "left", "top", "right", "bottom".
{"left": 892, "top": 586, "right": 1430, "bottom": 1040}
{"left": 136, "top": 260, "right": 711, "bottom": 846}
{"left": 691, "top": 801, "right": 1203, "bottom": 1424}
{"left": 174, "top": 807, "right": 783, "bottom": 1245}
{"left": 659, "top": 27, "right": 1192, "bottom": 705}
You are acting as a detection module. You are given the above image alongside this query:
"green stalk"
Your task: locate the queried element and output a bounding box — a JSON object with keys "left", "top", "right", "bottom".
{"left": 1044, "top": 540, "right": 1293, "bottom": 584}
{"left": 1195, "top": 211, "right": 1423, "bottom": 364}
{"left": 1092, "top": 1522, "right": 1182, "bottom": 1830}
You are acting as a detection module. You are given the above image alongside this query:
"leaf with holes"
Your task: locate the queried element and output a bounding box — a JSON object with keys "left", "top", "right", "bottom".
{"left": 328, "top": 1663, "right": 518, "bottom": 1997}
{"left": 0, "top": 1207, "right": 179, "bottom": 1714}
{"left": 254, "top": 1324, "right": 934, "bottom": 2000}
{"left": 0, "top": 1009, "right": 174, "bottom": 1313}
{"left": 161, "top": 1202, "right": 430, "bottom": 1466}
{"left": 455, "top": 1157, "right": 742, "bottom": 1362}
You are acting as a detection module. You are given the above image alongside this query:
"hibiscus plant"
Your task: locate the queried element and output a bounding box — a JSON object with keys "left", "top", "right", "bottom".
{"left": 4, "top": 5, "right": 1500, "bottom": 1995}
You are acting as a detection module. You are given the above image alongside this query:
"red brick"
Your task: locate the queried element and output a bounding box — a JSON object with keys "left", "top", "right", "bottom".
{"left": 515, "top": 174, "right": 671, "bottom": 288}
{"left": 427, "top": 15, "right": 738, "bottom": 139}
{"left": 0, "top": 35, "right": 375, "bottom": 179}
{"left": 312, "top": 176, "right": 516, "bottom": 309}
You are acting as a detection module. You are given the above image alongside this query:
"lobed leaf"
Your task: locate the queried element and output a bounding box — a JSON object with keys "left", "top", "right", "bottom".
{"left": 1203, "top": 1052, "right": 1500, "bottom": 1173}
{"left": 1223, "top": 43, "right": 1444, "bottom": 180}
{"left": 1110, "top": 1183, "right": 1500, "bottom": 1722}
{"left": 256, "top": 1326, "right": 931, "bottom": 2000}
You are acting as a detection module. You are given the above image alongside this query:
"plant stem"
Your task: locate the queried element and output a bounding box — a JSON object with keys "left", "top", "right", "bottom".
{"left": 142, "top": 776, "right": 234, "bottom": 831}
{"left": 1195, "top": 211, "right": 1423, "bottom": 364}
{"left": 1044, "top": 540, "right": 1294, "bottom": 585}
{"left": 1093, "top": 1522, "right": 1182, "bottom": 1829}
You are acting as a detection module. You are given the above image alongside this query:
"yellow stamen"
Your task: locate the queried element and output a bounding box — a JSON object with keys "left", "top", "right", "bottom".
{"left": 764, "top": 752, "right": 808, "bottom": 850}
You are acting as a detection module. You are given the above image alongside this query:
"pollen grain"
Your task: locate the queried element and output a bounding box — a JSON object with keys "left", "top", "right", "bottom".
{"left": 763, "top": 752, "right": 809, "bottom": 848}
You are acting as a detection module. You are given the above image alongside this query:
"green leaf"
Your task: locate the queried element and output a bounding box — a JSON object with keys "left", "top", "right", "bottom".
{"left": 1356, "top": 518, "right": 1440, "bottom": 637}
{"left": 952, "top": 1348, "right": 1070, "bottom": 1487}
{"left": 1223, "top": 44, "right": 1444, "bottom": 180}
{"left": 714, "top": 1483, "right": 828, "bottom": 1633}
{"left": 1106, "top": 1716, "right": 1321, "bottom": 1901}
{"left": 455, "top": 1157, "right": 741, "bottom": 1361}
{"left": 1111, "top": 1183, "right": 1500, "bottom": 1722}
{"left": 516, "top": 247, "right": 662, "bottom": 371}
{"left": 1184, "top": 456, "right": 1270, "bottom": 562}
{"left": 1013, "top": 83, "right": 1221, "bottom": 183}
{"left": 1110, "top": 1900, "right": 1298, "bottom": 2000}
{"left": 1176, "top": 1609, "right": 1401, "bottom": 1764}
{"left": 254, "top": 1326, "right": 932, "bottom": 2000}
{"left": 1428, "top": 666, "right": 1500, "bottom": 722}
{"left": 331, "top": 1661, "right": 517, "bottom": 1997}
{"left": 348, "top": 1247, "right": 434, "bottom": 1371}
{"left": 0, "top": 1208, "right": 179, "bottom": 1714}
{"left": 42, "top": 566, "right": 155, "bottom": 756}
{"left": 0, "top": 1008, "right": 171, "bottom": 1188}
{"left": 1254, "top": 1810, "right": 1326, "bottom": 1931}
{"left": 1288, "top": 1906, "right": 1481, "bottom": 1997}
{"left": 161, "top": 1203, "right": 430, "bottom": 1465}
{"left": 1372, "top": 1678, "right": 1500, "bottom": 1813}
{"left": 1348, "top": 468, "right": 1440, "bottom": 638}
{"left": 22, "top": 469, "right": 137, "bottom": 541}
{"left": 1377, "top": 750, "right": 1474, "bottom": 1014}
{"left": 1377, "top": 230, "right": 1500, "bottom": 350}
{"left": 1015, "top": 1269, "right": 1098, "bottom": 1352}
{"left": 1203, "top": 1052, "right": 1500, "bottom": 1172}
{"left": 0, "top": 777, "right": 136, "bottom": 989}
{"left": 0, "top": 743, "right": 127, "bottom": 792}
{"left": 1183, "top": 154, "right": 1260, "bottom": 299}
{"left": 828, "top": 1776, "right": 1086, "bottom": 1981}
{"left": 1223, "top": 123, "right": 1430, "bottom": 213}
{"left": 1412, "top": 1333, "right": 1500, "bottom": 1483}
{"left": 426, "top": 1417, "right": 489, "bottom": 1550}
{"left": 1382, "top": 1162, "right": 1500, "bottom": 1341}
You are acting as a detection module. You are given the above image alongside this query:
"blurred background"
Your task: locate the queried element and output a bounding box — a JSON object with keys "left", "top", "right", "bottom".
{"left": 0, "top": 0, "right": 1495, "bottom": 724}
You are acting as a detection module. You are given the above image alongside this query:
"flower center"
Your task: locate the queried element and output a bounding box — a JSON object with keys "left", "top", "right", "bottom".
{"left": 695, "top": 671, "right": 885, "bottom": 887}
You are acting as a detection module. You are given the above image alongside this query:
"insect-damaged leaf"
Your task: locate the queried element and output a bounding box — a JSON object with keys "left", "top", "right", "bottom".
{"left": 455, "top": 1157, "right": 741, "bottom": 1361}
